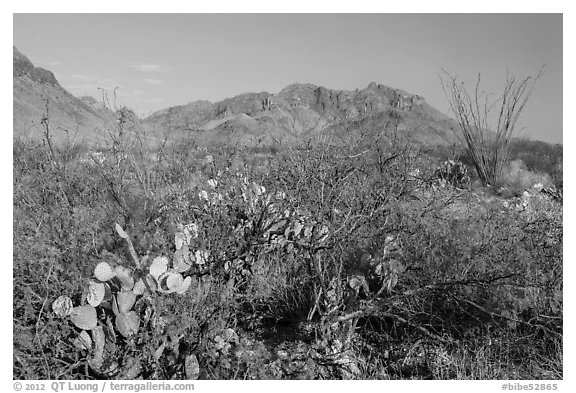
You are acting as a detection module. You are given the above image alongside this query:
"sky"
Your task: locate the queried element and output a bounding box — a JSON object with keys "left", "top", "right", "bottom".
{"left": 13, "top": 13, "right": 562, "bottom": 143}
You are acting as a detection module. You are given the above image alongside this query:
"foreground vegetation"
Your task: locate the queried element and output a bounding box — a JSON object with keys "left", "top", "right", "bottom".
{"left": 13, "top": 118, "right": 562, "bottom": 380}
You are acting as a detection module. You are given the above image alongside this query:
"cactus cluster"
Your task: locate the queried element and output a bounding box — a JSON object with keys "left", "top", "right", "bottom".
{"left": 348, "top": 235, "right": 406, "bottom": 296}
{"left": 233, "top": 177, "right": 330, "bottom": 249}
{"left": 52, "top": 223, "right": 200, "bottom": 377}
{"left": 50, "top": 175, "right": 337, "bottom": 379}
{"left": 435, "top": 160, "right": 470, "bottom": 189}
{"left": 194, "top": 175, "right": 332, "bottom": 277}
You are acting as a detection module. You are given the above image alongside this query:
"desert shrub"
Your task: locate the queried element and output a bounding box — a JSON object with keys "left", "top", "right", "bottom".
{"left": 508, "top": 139, "right": 562, "bottom": 176}
{"left": 551, "top": 158, "right": 563, "bottom": 190}
{"left": 13, "top": 117, "right": 562, "bottom": 379}
{"left": 495, "top": 159, "right": 553, "bottom": 198}
{"left": 396, "top": 185, "right": 562, "bottom": 344}
{"left": 14, "top": 139, "right": 112, "bottom": 379}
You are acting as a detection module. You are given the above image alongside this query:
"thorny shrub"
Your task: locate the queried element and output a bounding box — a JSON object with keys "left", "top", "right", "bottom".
{"left": 13, "top": 124, "right": 562, "bottom": 379}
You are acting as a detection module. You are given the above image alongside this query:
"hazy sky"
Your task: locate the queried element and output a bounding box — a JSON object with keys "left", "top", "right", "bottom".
{"left": 13, "top": 13, "right": 562, "bottom": 143}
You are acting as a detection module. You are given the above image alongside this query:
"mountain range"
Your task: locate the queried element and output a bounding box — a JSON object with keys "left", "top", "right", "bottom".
{"left": 13, "top": 46, "right": 459, "bottom": 147}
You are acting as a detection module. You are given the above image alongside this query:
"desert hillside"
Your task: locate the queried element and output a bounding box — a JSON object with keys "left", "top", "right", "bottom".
{"left": 13, "top": 46, "right": 113, "bottom": 143}
{"left": 14, "top": 46, "right": 458, "bottom": 147}
{"left": 143, "top": 82, "right": 459, "bottom": 146}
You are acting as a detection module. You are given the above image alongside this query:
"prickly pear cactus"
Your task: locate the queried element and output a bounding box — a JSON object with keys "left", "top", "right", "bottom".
{"left": 52, "top": 223, "right": 198, "bottom": 378}
{"left": 348, "top": 235, "right": 406, "bottom": 296}
{"left": 435, "top": 160, "right": 470, "bottom": 189}
{"left": 51, "top": 175, "right": 341, "bottom": 379}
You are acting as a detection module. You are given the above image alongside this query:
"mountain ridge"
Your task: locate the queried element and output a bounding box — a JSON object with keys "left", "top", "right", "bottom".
{"left": 13, "top": 46, "right": 114, "bottom": 142}
{"left": 142, "top": 81, "right": 458, "bottom": 146}
{"left": 14, "top": 46, "right": 458, "bottom": 146}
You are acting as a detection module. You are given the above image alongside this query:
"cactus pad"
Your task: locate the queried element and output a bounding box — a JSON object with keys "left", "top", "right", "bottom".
{"left": 115, "top": 223, "right": 129, "bottom": 239}
{"left": 70, "top": 305, "right": 98, "bottom": 330}
{"left": 132, "top": 279, "right": 146, "bottom": 296}
{"left": 115, "top": 311, "right": 140, "bottom": 338}
{"left": 113, "top": 265, "right": 135, "bottom": 290}
{"left": 117, "top": 290, "right": 137, "bottom": 313}
{"left": 166, "top": 272, "right": 184, "bottom": 290}
{"left": 52, "top": 295, "right": 73, "bottom": 318}
{"left": 157, "top": 270, "right": 180, "bottom": 293}
{"left": 185, "top": 354, "right": 200, "bottom": 379}
{"left": 173, "top": 245, "right": 194, "bottom": 273}
{"left": 175, "top": 232, "right": 184, "bottom": 250}
{"left": 89, "top": 326, "right": 105, "bottom": 370}
{"left": 174, "top": 276, "right": 192, "bottom": 294}
{"left": 94, "top": 262, "right": 115, "bottom": 281}
{"left": 86, "top": 281, "right": 106, "bottom": 307}
{"left": 149, "top": 256, "right": 169, "bottom": 280}
{"left": 73, "top": 330, "right": 93, "bottom": 351}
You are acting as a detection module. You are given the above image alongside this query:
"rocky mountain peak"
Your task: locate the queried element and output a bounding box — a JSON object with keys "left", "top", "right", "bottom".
{"left": 13, "top": 47, "right": 455, "bottom": 146}
{"left": 13, "top": 46, "right": 60, "bottom": 87}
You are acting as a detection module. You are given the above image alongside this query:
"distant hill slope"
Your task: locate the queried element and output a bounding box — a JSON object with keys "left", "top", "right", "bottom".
{"left": 13, "top": 46, "right": 459, "bottom": 147}
{"left": 13, "top": 46, "right": 113, "bottom": 143}
{"left": 143, "top": 81, "right": 460, "bottom": 146}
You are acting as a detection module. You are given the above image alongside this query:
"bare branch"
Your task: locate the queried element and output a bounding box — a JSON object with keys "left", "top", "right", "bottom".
{"left": 440, "top": 68, "right": 544, "bottom": 185}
